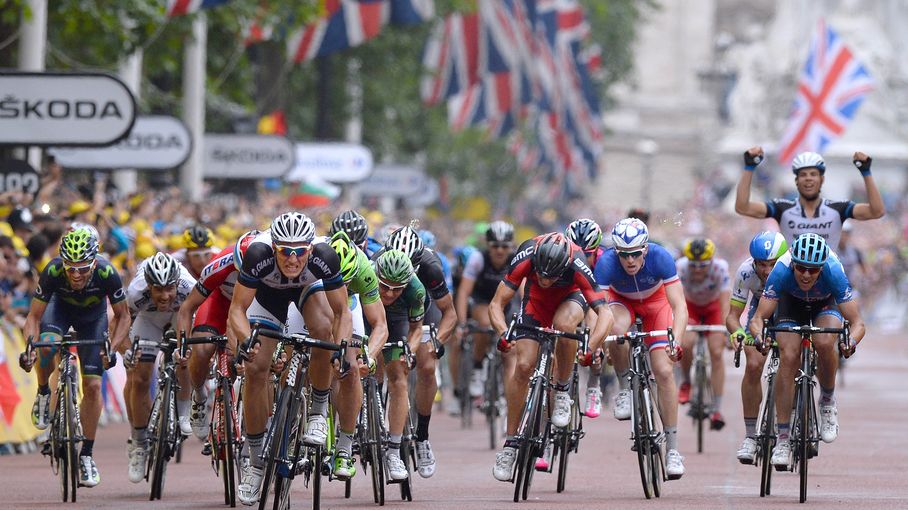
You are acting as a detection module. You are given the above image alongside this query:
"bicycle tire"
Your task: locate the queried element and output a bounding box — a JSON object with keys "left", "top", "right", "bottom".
{"left": 399, "top": 433, "right": 414, "bottom": 502}
{"left": 646, "top": 384, "right": 664, "bottom": 498}
{"left": 259, "top": 386, "right": 292, "bottom": 510}
{"left": 273, "top": 394, "right": 304, "bottom": 510}
{"left": 63, "top": 378, "right": 79, "bottom": 502}
{"left": 521, "top": 380, "right": 545, "bottom": 501}
{"left": 486, "top": 356, "right": 499, "bottom": 451}
{"left": 311, "top": 445, "right": 324, "bottom": 510}
{"left": 459, "top": 339, "right": 474, "bottom": 429}
{"left": 631, "top": 376, "right": 654, "bottom": 499}
{"left": 150, "top": 380, "right": 174, "bottom": 500}
{"left": 695, "top": 360, "right": 707, "bottom": 454}
{"left": 222, "top": 378, "right": 237, "bottom": 507}
{"left": 52, "top": 388, "right": 66, "bottom": 503}
{"left": 798, "top": 375, "right": 811, "bottom": 503}
{"left": 512, "top": 377, "right": 540, "bottom": 502}
{"left": 759, "top": 375, "right": 776, "bottom": 497}
{"left": 556, "top": 375, "right": 581, "bottom": 493}
{"left": 366, "top": 381, "right": 385, "bottom": 506}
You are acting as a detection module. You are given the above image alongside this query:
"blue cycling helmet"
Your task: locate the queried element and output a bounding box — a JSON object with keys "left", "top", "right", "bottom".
{"left": 454, "top": 245, "right": 477, "bottom": 268}
{"left": 749, "top": 231, "right": 788, "bottom": 261}
{"left": 611, "top": 217, "right": 649, "bottom": 251}
{"left": 419, "top": 229, "right": 437, "bottom": 249}
{"left": 790, "top": 233, "right": 829, "bottom": 267}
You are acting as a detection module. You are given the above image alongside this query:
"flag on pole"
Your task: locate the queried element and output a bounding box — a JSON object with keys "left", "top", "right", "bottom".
{"left": 166, "top": 0, "right": 230, "bottom": 17}
{"left": 777, "top": 19, "right": 873, "bottom": 164}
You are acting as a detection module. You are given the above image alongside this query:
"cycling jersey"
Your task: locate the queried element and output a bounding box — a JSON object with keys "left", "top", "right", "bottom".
{"left": 372, "top": 246, "right": 449, "bottom": 327}
{"left": 462, "top": 249, "right": 514, "bottom": 304}
{"left": 730, "top": 258, "right": 769, "bottom": 333}
{"left": 35, "top": 256, "right": 126, "bottom": 311}
{"left": 346, "top": 247, "right": 380, "bottom": 306}
{"left": 384, "top": 276, "right": 427, "bottom": 323}
{"left": 127, "top": 257, "right": 196, "bottom": 361}
{"left": 765, "top": 198, "right": 854, "bottom": 250}
{"left": 837, "top": 243, "right": 864, "bottom": 278}
{"left": 676, "top": 257, "right": 731, "bottom": 306}
{"left": 593, "top": 244, "right": 679, "bottom": 301}
{"left": 196, "top": 244, "right": 243, "bottom": 300}
{"left": 762, "top": 251, "right": 853, "bottom": 304}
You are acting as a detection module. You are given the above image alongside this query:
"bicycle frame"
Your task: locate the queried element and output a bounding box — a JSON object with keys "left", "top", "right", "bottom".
{"left": 140, "top": 333, "right": 185, "bottom": 501}
{"left": 685, "top": 324, "right": 725, "bottom": 453}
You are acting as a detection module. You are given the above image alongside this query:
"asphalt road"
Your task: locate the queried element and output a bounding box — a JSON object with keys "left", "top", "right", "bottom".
{"left": 3, "top": 328, "right": 906, "bottom": 509}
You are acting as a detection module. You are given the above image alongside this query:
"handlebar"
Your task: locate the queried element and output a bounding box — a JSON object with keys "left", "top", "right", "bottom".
{"left": 464, "top": 320, "right": 495, "bottom": 336}
{"left": 424, "top": 324, "right": 445, "bottom": 359}
{"left": 686, "top": 325, "right": 728, "bottom": 333}
{"left": 30, "top": 333, "right": 115, "bottom": 368}
{"left": 605, "top": 318, "right": 678, "bottom": 359}
{"left": 237, "top": 326, "right": 349, "bottom": 374}
{"left": 759, "top": 319, "right": 852, "bottom": 356}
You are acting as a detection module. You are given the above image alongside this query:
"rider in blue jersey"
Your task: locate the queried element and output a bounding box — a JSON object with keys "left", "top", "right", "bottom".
{"left": 750, "top": 233, "right": 865, "bottom": 469}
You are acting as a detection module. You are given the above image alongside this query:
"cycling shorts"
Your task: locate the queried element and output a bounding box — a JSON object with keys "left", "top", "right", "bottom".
{"left": 608, "top": 287, "right": 673, "bottom": 351}
{"left": 39, "top": 296, "right": 109, "bottom": 377}
{"left": 193, "top": 289, "right": 230, "bottom": 335}
{"left": 131, "top": 311, "right": 176, "bottom": 362}
{"left": 516, "top": 289, "right": 588, "bottom": 343}
{"left": 384, "top": 316, "right": 412, "bottom": 364}
{"left": 775, "top": 294, "right": 842, "bottom": 328}
{"left": 251, "top": 281, "right": 324, "bottom": 334}
{"left": 686, "top": 298, "right": 723, "bottom": 327}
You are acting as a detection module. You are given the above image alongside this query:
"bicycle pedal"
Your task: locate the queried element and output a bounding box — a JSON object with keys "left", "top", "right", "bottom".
{"left": 201, "top": 442, "right": 212, "bottom": 456}
{"left": 295, "top": 458, "right": 311, "bottom": 476}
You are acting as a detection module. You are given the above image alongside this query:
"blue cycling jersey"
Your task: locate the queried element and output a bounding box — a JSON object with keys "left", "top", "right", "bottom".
{"left": 593, "top": 244, "right": 679, "bottom": 300}
{"left": 762, "top": 251, "right": 853, "bottom": 304}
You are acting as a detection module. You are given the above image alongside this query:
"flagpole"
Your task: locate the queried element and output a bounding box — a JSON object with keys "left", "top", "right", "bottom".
{"left": 18, "top": 0, "right": 47, "bottom": 170}
{"left": 181, "top": 13, "right": 207, "bottom": 202}
{"left": 114, "top": 48, "right": 142, "bottom": 195}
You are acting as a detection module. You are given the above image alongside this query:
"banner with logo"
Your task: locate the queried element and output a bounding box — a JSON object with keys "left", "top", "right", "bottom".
{"left": 49, "top": 116, "right": 192, "bottom": 170}
{"left": 203, "top": 134, "right": 294, "bottom": 179}
{"left": 285, "top": 143, "right": 373, "bottom": 183}
{"left": 0, "top": 71, "right": 137, "bottom": 146}
{"left": 0, "top": 160, "right": 41, "bottom": 197}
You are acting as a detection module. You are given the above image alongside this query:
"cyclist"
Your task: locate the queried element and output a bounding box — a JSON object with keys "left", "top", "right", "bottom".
{"left": 329, "top": 209, "right": 370, "bottom": 252}
{"left": 379, "top": 225, "right": 459, "bottom": 478}
{"left": 374, "top": 249, "right": 426, "bottom": 480}
{"left": 734, "top": 148, "right": 884, "bottom": 248}
{"left": 19, "top": 227, "right": 131, "bottom": 487}
{"left": 420, "top": 229, "right": 453, "bottom": 291}
{"left": 725, "top": 231, "right": 787, "bottom": 463}
{"left": 749, "top": 233, "right": 865, "bottom": 468}
{"left": 174, "top": 229, "right": 259, "bottom": 438}
{"left": 123, "top": 252, "right": 196, "bottom": 483}
{"left": 325, "top": 231, "right": 389, "bottom": 479}
{"left": 173, "top": 225, "right": 219, "bottom": 279}
{"left": 676, "top": 238, "right": 731, "bottom": 430}
{"left": 565, "top": 218, "right": 607, "bottom": 418}
{"left": 455, "top": 221, "right": 515, "bottom": 401}
{"left": 229, "top": 212, "right": 353, "bottom": 506}
{"left": 837, "top": 222, "right": 867, "bottom": 291}
{"left": 489, "top": 233, "right": 613, "bottom": 482}
{"left": 592, "top": 218, "right": 688, "bottom": 479}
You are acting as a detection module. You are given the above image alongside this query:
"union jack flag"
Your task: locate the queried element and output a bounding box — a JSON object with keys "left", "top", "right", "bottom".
{"left": 166, "top": 0, "right": 229, "bottom": 17}
{"left": 777, "top": 19, "right": 873, "bottom": 164}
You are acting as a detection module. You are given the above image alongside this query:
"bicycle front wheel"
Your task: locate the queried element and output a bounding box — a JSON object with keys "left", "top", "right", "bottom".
{"left": 258, "top": 386, "right": 292, "bottom": 510}
{"left": 485, "top": 356, "right": 500, "bottom": 450}
{"left": 62, "top": 378, "right": 79, "bottom": 502}
{"left": 366, "top": 382, "right": 385, "bottom": 506}
{"left": 798, "top": 377, "right": 812, "bottom": 503}
{"left": 695, "top": 362, "right": 708, "bottom": 454}
{"left": 149, "top": 381, "right": 175, "bottom": 500}
{"left": 631, "top": 376, "right": 655, "bottom": 499}
{"left": 759, "top": 376, "right": 776, "bottom": 497}
{"left": 221, "top": 378, "right": 238, "bottom": 507}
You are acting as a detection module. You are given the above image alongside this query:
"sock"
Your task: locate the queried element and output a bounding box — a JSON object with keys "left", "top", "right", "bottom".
{"left": 177, "top": 399, "right": 191, "bottom": 421}
{"left": 665, "top": 427, "right": 678, "bottom": 451}
{"left": 389, "top": 434, "right": 402, "bottom": 451}
{"left": 778, "top": 423, "right": 790, "bottom": 442}
{"left": 617, "top": 369, "right": 630, "bottom": 391}
{"left": 416, "top": 413, "right": 431, "bottom": 442}
{"left": 504, "top": 435, "right": 518, "bottom": 449}
{"left": 37, "top": 384, "right": 51, "bottom": 396}
{"left": 473, "top": 359, "right": 483, "bottom": 370}
{"left": 311, "top": 388, "right": 330, "bottom": 416}
{"left": 744, "top": 417, "right": 758, "bottom": 438}
{"left": 247, "top": 432, "right": 265, "bottom": 468}
{"left": 819, "top": 386, "right": 835, "bottom": 406}
{"left": 80, "top": 439, "right": 94, "bottom": 457}
{"left": 712, "top": 395, "right": 723, "bottom": 413}
{"left": 132, "top": 426, "right": 147, "bottom": 444}
{"left": 192, "top": 384, "right": 209, "bottom": 403}
{"left": 337, "top": 429, "right": 355, "bottom": 457}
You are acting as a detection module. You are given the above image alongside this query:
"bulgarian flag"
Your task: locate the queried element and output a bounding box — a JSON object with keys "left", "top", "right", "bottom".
{"left": 289, "top": 174, "right": 340, "bottom": 208}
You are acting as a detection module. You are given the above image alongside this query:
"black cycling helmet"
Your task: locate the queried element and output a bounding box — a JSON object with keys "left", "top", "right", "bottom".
{"left": 532, "top": 233, "right": 573, "bottom": 278}
{"left": 329, "top": 210, "right": 369, "bottom": 247}
{"left": 184, "top": 225, "right": 214, "bottom": 249}
{"left": 486, "top": 221, "right": 515, "bottom": 243}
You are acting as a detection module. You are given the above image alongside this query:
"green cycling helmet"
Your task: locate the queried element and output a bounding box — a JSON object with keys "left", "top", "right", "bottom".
{"left": 60, "top": 226, "right": 100, "bottom": 264}
{"left": 375, "top": 249, "right": 413, "bottom": 285}
{"left": 330, "top": 231, "right": 360, "bottom": 284}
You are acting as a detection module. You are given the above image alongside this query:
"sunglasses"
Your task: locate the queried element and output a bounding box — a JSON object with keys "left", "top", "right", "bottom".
{"left": 379, "top": 280, "right": 407, "bottom": 291}
{"left": 489, "top": 243, "right": 512, "bottom": 250}
{"left": 64, "top": 263, "right": 93, "bottom": 275}
{"left": 793, "top": 263, "right": 822, "bottom": 275}
{"left": 273, "top": 244, "right": 311, "bottom": 258}
{"left": 690, "top": 260, "right": 712, "bottom": 269}
{"left": 617, "top": 250, "right": 644, "bottom": 260}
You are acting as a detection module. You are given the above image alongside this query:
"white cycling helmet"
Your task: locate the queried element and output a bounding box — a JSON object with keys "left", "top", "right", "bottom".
{"left": 611, "top": 217, "right": 649, "bottom": 251}
{"left": 791, "top": 151, "right": 826, "bottom": 175}
{"left": 270, "top": 212, "right": 316, "bottom": 244}
{"left": 144, "top": 252, "right": 181, "bottom": 287}
{"left": 385, "top": 226, "right": 425, "bottom": 266}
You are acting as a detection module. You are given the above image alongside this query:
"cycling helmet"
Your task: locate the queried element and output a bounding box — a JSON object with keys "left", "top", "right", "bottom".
{"left": 611, "top": 218, "right": 649, "bottom": 251}
{"left": 532, "top": 233, "right": 573, "bottom": 278}
{"left": 375, "top": 249, "right": 414, "bottom": 285}
{"left": 682, "top": 238, "right": 716, "bottom": 261}
{"left": 385, "top": 226, "right": 424, "bottom": 266}
{"left": 60, "top": 227, "right": 99, "bottom": 264}
{"left": 329, "top": 210, "right": 368, "bottom": 247}
{"left": 565, "top": 218, "right": 602, "bottom": 251}
{"left": 791, "top": 151, "right": 826, "bottom": 175}
{"left": 270, "top": 212, "right": 316, "bottom": 244}
{"left": 419, "top": 230, "right": 437, "bottom": 249}
{"left": 790, "top": 233, "right": 829, "bottom": 267}
{"left": 330, "top": 231, "right": 360, "bottom": 284}
{"left": 749, "top": 231, "right": 788, "bottom": 261}
{"left": 454, "top": 245, "right": 478, "bottom": 268}
{"left": 486, "top": 221, "right": 515, "bottom": 243}
{"left": 184, "top": 225, "right": 214, "bottom": 249}
{"left": 233, "top": 229, "right": 261, "bottom": 270}
{"left": 144, "top": 252, "right": 180, "bottom": 287}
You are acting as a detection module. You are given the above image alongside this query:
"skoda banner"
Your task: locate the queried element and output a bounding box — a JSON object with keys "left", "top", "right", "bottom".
{"left": 203, "top": 134, "right": 294, "bottom": 179}
{"left": 285, "top": 143, "right": 373, "bottom": 183}
{"left": 49, "top": 116, "right": 191, "bottom": 169}
{"left": 0, "top": 71, "right": 137, "bottom": 146}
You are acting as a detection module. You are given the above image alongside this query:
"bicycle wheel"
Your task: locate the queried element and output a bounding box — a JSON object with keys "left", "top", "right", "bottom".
{"left": 520, "top": 379, "right": 545, "bottom": 501}
{"left": 63, "top": 379, "right": 79, "bottom": 502}
{"left": 221, "top": 378, "right": 237, "bottom": 507}
{"left": 798, "top": 377, "right": 812, "bottom": 503}
{"left": 399, "top": 432, "right": 414, "bottom": 502}
{"left": 258, "top": 386, "right": 292, "bottom": 510}
{"left": 459, "top": 340, "right": 474, "bottom": 429}
{"left": 759, "top": 376, "right": 776, "bottom": 497}
{"left": 631, "top": 376, "right": 654, "bottom": 499}
{"left": 556, "top": 379, "right": 580, "bottom": 493}
{"left": 150, "top": 381, "right": 175, "bottom": 500}
{"left": 694, "top": 361, "right": 707, "bottom": 454}
{"left": 485, "top": 356, "right": 500, "bottom": 451}
{"left": 272, "top": 395, "right": 304, "bottom": 510}
{"left": 366, "top": 382, "right": 385, "bottom": 506}
{"left": 645, "top": 384, "right": 665, "bottom": 498}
